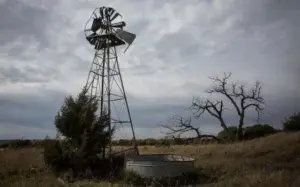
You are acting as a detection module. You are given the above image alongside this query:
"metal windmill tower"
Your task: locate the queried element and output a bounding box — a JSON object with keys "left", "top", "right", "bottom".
{"left": 84, "top": 6, "right": 138, "bottom": 156}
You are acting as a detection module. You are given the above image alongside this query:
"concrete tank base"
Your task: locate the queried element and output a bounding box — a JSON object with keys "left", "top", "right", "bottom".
{"left": 125, "top": 154, "right": 195, "bottom": 178}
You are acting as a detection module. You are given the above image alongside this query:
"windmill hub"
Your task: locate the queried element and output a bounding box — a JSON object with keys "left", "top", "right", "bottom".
{"left": 84, "top": 6, "right": 139, "bottom": 156}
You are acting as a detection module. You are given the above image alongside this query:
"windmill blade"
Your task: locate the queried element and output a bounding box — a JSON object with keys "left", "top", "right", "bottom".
{"left": 104, "top": 7, "right": 109, "bottom": 19}
{"left": 99, "top": 7, "right": 105, "bottom": 19}
{"left": 103, "top": 7, "right": 122, "bottom": 22}
{"left": 107, "top": 7, "right": 114, "bottom": 16}
{"left": 110, "top": 12, "right": 121, "bottom": 22}
{"left": 115, "top": 29, "right": 136, "bottom": 45}
{"left": 91, "top": 18, "right": 102, "bottom": 32}
{"left": 92, "top": 12, "right": 98, "bottom": 19}
{"left": 111, "top": 21, "right": 126, "bottom": 28}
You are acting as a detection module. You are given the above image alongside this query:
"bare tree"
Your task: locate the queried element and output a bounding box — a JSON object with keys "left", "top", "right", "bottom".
{"left": 190, "top": 99, "right": 230, "bottom": 136}
{"left": 192, "top": 72, "right": 265, "bottom": 140}
{"left": 161, "top": 115, "right": 220, "bottom": 143}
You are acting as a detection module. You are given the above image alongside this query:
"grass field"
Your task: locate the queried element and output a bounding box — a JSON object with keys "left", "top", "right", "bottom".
{"left": 1, "top": 132, "right": 300, "bottom": 186}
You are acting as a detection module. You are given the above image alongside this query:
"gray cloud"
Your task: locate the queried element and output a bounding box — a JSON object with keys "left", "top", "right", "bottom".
{"left": 125, "top": 64, "right": 157, "bottom": 76}
{"left": 0, "top": 89, "right": 65, "bottom": 128}
{"left": 0, "top": 65, "right": 60, "bottom": 84}
{"left": 0, "top": 0, "right": 57, "bottom": 47}
{"left": 0, "top": 0, "right": 299, "bottom": 139}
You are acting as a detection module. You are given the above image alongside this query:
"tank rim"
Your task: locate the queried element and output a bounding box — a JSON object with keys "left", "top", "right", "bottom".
{"left": 125, "top": 153, "right": 195, "bottom": 162}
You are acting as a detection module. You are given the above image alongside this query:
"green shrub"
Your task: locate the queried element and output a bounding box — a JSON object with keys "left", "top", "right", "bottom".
{"left": 43, "top": 138, "right": 125, "bottom": 180}
{"left": 244, "top": 124, "right": 278, "bottom": 140}
{"left": 43, "top": 139, "right": 71, "bottom": 174}
{"left": 217, "top": 124, "right": 279, "bottom": 141}
{"left": 217, "top": 126, "right": 238, "bottom": 140}
{"left": 283, "top": 112, "right": 300, "bottom": 132}
{"left": 43, "top": 87, "right": 122, "bottom": 181}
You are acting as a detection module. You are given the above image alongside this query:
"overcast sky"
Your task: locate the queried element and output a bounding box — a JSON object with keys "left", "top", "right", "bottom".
{"left": 0, "top": 0, "right": 299, "bottom": 139}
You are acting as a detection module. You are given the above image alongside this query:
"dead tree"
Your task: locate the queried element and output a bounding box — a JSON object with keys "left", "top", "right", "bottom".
{"left": 190, "top": 99, "right": 230, "bottom": 136}
{"left": 192, "top": 72, "right": 265, "bottom": 140}
{"left": 161, "top": 115, "right": 221, "bottom": 143}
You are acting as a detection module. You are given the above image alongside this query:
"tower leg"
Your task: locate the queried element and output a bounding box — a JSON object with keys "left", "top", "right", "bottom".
{"left": 106, "top": 45, "right": 112, "bottom": 158}
{"left": 113, "top": 47, "right": 139, "bottom": 155}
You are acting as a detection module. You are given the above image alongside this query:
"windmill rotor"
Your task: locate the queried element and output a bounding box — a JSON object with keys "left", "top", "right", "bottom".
{"left": 84, "top": 6, "right": 135, "bottom": 52}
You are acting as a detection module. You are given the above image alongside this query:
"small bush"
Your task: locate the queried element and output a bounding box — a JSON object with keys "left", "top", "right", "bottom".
{"left": 283, "top": 112, "right": 300, "bottom": 132}
{"left": 43, "top": 139, "right": 125, "bottom": 181}
{"left": 43, "top": 140, "right": 71, "bottom": 174}
{"left": 218, "top": 126, "right": 238, "bottom": 140}
{"left": 243, "top": 124, "right": 278, "bottom": 140}
{"left": 43, "top": 87, "right": 121, "bottom": 181}
{"left": 218, "top": 124, "right": 280, "bottom": 141}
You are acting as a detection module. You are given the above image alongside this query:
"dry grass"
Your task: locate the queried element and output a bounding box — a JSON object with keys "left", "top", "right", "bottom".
{"left": 1, "top": 132, "right": 300, "bottom": 186}
{"left": 0, "top": 148, "right": 64, "bottom": 186}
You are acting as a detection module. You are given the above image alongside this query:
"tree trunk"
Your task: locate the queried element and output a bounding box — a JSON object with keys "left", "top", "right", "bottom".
{"left": 236, "top": 116, "right": 244, "bottom": 140}
{"left": 221, "top": 122, "right": 230, "bottom": 138}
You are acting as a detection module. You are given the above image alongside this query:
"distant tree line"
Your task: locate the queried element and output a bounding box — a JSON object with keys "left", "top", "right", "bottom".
{"left": 3, "top": 118, "right": 300, "bottom": 149}
{"left": 109, "top": 123, "right": 283, "bottom": 145}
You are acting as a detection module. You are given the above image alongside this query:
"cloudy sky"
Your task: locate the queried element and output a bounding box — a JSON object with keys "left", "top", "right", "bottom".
{"left": 0, "top": 0, "right": 299, "bottom": 139}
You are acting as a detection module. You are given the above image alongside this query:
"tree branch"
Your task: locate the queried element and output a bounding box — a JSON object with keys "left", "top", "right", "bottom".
{"left": 161, "top": 115, "right": 200, "bottom": 138}
{"left": 160, "top": 115, "right": 220, "bottom": 142}
{"left": 190, "top": 98, "right": 229, "bottom": 135}
{"left": 207, "top": 72, "right": 242, "bottom": 116}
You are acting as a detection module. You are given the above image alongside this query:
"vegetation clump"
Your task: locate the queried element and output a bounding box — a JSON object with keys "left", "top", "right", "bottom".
{"left": 283, "top": 112, "right": 300, "bottom": 132}
{"left": 43, "top": 87, "right": 124, "bottom": 182}
{"left": 218, "top": 124, "right": 279, "bottom": 141}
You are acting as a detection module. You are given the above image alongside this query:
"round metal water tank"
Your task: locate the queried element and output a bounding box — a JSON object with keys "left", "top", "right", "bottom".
{"left": 125, "top": 154, "right": 195, "bottom": 178}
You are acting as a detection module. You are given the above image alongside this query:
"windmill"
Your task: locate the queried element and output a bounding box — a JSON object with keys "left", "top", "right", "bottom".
{"left": 84, "top": 6, "right": 138, "bottom": 156}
